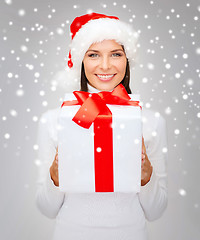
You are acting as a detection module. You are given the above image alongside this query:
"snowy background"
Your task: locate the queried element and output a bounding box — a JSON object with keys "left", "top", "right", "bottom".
{"left": 0, "top": 0, "right": 200, "bottom": 239}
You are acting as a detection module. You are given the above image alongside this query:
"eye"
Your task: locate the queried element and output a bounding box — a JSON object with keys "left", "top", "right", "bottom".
{"left": 112, "top": 53, "right": 123, "bottom": 57}
{"left": 88, "top": 53, "right": 99, "bottom": 58}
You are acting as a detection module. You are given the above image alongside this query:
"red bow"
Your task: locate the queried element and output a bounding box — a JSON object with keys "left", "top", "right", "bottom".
{"left": 61, "top": 84, "right": 141, "bottom": 129}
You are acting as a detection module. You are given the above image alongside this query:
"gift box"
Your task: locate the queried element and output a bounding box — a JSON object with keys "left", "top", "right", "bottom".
{"left": 57, "top": 84, "right": 142, "bottom": 193}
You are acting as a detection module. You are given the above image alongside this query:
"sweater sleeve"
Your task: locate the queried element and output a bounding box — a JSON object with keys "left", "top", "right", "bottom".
{"left": 35, "top": 110, "right": 65, "bottom": 219}
{"left": 138, "top": 114, "right": 168, "bottom": 221}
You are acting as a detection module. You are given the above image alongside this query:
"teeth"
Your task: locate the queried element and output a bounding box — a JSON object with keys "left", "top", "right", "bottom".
{"left": 97, "top": 74, "right": 114, "bottom": 79}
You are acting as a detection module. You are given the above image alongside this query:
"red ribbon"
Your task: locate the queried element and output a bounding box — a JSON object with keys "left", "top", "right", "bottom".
{"left": 61, "top": 84, "right": 141, "bottom": 192}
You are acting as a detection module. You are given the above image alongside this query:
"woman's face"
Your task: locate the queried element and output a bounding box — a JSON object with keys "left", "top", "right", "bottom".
{"left": 83, "top": 39, "right": 127, "bottom": 91}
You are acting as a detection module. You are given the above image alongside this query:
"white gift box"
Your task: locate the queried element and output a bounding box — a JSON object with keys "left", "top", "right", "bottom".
{"left": 58, "top": 93, "right": 142, "bottom": 193}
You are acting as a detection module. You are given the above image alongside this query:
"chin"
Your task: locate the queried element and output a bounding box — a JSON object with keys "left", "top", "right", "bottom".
{"left": 97, "top": 81, "right": 118, "bottom": 91}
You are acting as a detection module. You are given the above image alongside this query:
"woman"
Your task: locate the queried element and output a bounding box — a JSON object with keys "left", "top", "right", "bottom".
{"left": 36, "top": 13, "right": 168, "bottom": 240}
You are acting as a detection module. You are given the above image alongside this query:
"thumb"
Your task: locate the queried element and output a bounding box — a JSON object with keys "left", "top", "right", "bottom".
{"left": 142, "top": 137, "right": 146, "bottom": 153}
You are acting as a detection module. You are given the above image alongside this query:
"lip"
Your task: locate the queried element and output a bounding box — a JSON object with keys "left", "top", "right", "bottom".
{"left": 95, "top": 74, "right": 116, "bottom": 81}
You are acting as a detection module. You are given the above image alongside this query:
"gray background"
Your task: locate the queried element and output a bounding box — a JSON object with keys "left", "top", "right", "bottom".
{"left": 0, "top": 0, "right": 200, "bottom": 239}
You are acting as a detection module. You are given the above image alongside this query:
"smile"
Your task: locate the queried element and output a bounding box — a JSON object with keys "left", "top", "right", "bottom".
{"left": 96, "top": 74, "right": 116, "bottom": 81}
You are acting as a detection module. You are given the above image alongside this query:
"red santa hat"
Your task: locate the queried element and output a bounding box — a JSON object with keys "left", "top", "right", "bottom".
{"left": 61, "top": 12, "right": 139, "bottom": 91}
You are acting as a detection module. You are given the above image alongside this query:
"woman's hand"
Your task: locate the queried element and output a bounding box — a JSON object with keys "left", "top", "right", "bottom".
{"left": 141, "top": 137, "right": 153, "bottom": 186}
{"left": 50, "top": 146, "right": 59, "bottom": 187}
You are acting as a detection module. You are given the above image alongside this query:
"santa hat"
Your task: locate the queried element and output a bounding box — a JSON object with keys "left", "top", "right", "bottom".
{"left": 59, "top": 12, "right": 139, "bottom": 91}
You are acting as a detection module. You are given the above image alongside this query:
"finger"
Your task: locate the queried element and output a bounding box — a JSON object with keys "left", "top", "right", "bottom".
{"left": 144, "top": 158, "right": 152, "bottom": 171}
{"left": 142, "top": 137, "right": 144, "bottom": 154}
{"left": 141, "top": 155, "right": 146, "bottom": 167}
{"left": 143, "top": 139, "right": 145, "bottom": 151}
{"left": 142, "top": 137, "right": 146, "bottom": 153}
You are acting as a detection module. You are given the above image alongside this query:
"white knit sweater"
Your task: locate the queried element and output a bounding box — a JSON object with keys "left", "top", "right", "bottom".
{"left": 36, "top": 86, "right": 168, "bottom": 240}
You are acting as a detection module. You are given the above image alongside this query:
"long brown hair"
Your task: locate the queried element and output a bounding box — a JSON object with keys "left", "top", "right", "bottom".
{"left": 80, "top": 59, "right": 132, "bottom": 93}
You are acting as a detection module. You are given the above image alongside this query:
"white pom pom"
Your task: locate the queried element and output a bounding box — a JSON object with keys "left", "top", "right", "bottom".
{"left": 51, "top": 67, "right": 80, "bottom": 92}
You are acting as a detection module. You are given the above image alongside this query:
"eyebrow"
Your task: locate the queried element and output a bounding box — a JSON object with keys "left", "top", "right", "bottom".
{"left": 86, "top": 49, "right": 124, "bottom": 53}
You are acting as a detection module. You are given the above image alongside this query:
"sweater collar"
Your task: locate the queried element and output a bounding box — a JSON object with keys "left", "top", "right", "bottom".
{"left": 87, "top": 84, "right": 114, "bottom": 93}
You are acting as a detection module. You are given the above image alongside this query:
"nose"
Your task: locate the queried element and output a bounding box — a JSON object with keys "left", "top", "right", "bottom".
{"left": 99, "top": 56, "right": 111, "bottom": 70}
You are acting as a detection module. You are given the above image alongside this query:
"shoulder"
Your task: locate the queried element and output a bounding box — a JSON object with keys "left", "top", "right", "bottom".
{"left": 39, "top": 108, "right": 60, "bottom": 123}
{"left": 142, "top": 108, "right": 166, "bottom": 125}
{"left": 37, "top": 108, "right": 61, "bottom": 145}
{"left": 142, "top": 108, "right": 166, "bottom": 141}
{"left": 38, "top": 107, "right": 61, "bottom": 134}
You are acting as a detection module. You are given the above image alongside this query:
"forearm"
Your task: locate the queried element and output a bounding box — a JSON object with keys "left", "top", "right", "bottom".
{"left": 138, "top": 170, "right": 168, "bottom": 221}
{"left": 36, "top": 171, "right": 65, "bottom": 219}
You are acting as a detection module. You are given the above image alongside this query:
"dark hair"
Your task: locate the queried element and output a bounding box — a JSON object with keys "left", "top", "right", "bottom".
{"left": 80, "top": 59, "right": 132, "bottom": 94}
